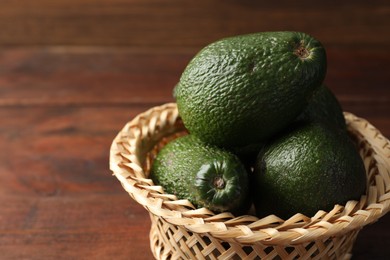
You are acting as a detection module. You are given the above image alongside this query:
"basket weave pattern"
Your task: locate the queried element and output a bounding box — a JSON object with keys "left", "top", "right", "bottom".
{"left": 110, "top": 103, "right": 390, "bottom": 259}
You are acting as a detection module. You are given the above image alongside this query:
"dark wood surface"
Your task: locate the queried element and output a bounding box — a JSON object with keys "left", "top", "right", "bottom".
{"left": 0, "top": 1, "right": 389, "bottom": 259}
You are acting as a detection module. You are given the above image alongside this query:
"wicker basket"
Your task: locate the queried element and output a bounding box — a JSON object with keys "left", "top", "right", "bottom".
{"left": 109, "top": 103, "right": 390, "bottom": 260}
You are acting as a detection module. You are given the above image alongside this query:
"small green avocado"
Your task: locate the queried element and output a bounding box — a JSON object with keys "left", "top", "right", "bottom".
{"left": 151, "top": 135, "right": 251, "bottom": 215}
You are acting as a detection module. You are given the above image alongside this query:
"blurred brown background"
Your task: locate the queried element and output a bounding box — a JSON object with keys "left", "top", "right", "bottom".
{"left": 0, "top": 0, "right": 389, "bottom": 259}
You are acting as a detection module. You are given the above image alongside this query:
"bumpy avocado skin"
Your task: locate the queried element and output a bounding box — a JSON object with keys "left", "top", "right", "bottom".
{"left": 175, "top": 31, "right": 327, "bottom": 148}
{"left": 296, "top": 84, "right": 347, "bottom": 130}
{"left": 151, "top": 135, "right": 250, "bottom": 215}
{"left": 252, "top": 123, "right": 366, "bottom": 219}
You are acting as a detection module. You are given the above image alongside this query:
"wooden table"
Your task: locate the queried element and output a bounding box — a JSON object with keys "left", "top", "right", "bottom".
{"left": 0, "top": 1, "right": 389, "bottom": 259}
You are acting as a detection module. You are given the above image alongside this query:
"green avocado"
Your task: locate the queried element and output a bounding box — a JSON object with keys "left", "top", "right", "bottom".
{"left": 174, "top": 31, "right": 327, "bottom": 149}
{"left": 296, "top": 84, "right": 347, "bottom": 130}
{"left": 150, "top": 135, "right": 250, "bottom": 215}
{"left": 252, "top": 123, "right": 366, "bottom": 219}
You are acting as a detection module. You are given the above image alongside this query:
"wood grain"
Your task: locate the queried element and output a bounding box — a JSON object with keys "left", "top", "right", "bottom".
{"left": 0, "top": 105, "right": 155, "bottom": 259}
{"left": 0, "top": 47, "right": 389, "bottom": 115}
{"left": 0, "top": 195, "right": 153, "bottom": 259}
{"left": 0, "top": 0, "right": 389, "bottom": 48}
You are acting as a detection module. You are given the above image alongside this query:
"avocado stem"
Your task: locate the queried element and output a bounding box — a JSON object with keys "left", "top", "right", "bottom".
{"left": 294, "top": 40, "right": 310, "bottom": 60}
{"left": 213, "top": 176, "right": 225, "bottom": 189}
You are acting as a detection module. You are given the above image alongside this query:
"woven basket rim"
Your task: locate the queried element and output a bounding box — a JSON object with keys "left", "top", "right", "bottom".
{"left": 109, "top": 102, "right": 390, "bottom": 245}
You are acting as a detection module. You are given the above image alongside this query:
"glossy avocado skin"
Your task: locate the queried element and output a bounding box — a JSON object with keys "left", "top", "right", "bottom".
{"left": 175, "top": 31, "right": 327, "bottom": 149}
{"left": 150, "top": 135, "right": 250, "bottom": 215}
{"left": 252, "top": 123, "right": 366, "bottom": 219}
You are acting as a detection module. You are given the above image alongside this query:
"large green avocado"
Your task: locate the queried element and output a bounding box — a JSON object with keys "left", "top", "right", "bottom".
{"left": 174, "top": 31, "right": 327, "bottom": 148}
{"left": 252, "top": 123, "right": 367, "bottom": 219}
{"left": 150, "top": 135, "right": 250, "bottom": 215}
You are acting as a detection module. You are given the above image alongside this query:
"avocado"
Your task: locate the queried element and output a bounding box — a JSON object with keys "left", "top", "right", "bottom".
{"left": 252, "top": 123, "right": 366, "bottom": 219}
{"left": 296, "top": 84, "right": 347, "bottom": 130}
{"left": 175, "top": 31, "right": 327, "bottom": 149}
{"left": 150, "top": 135, "right": 250, "bottom": 215}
